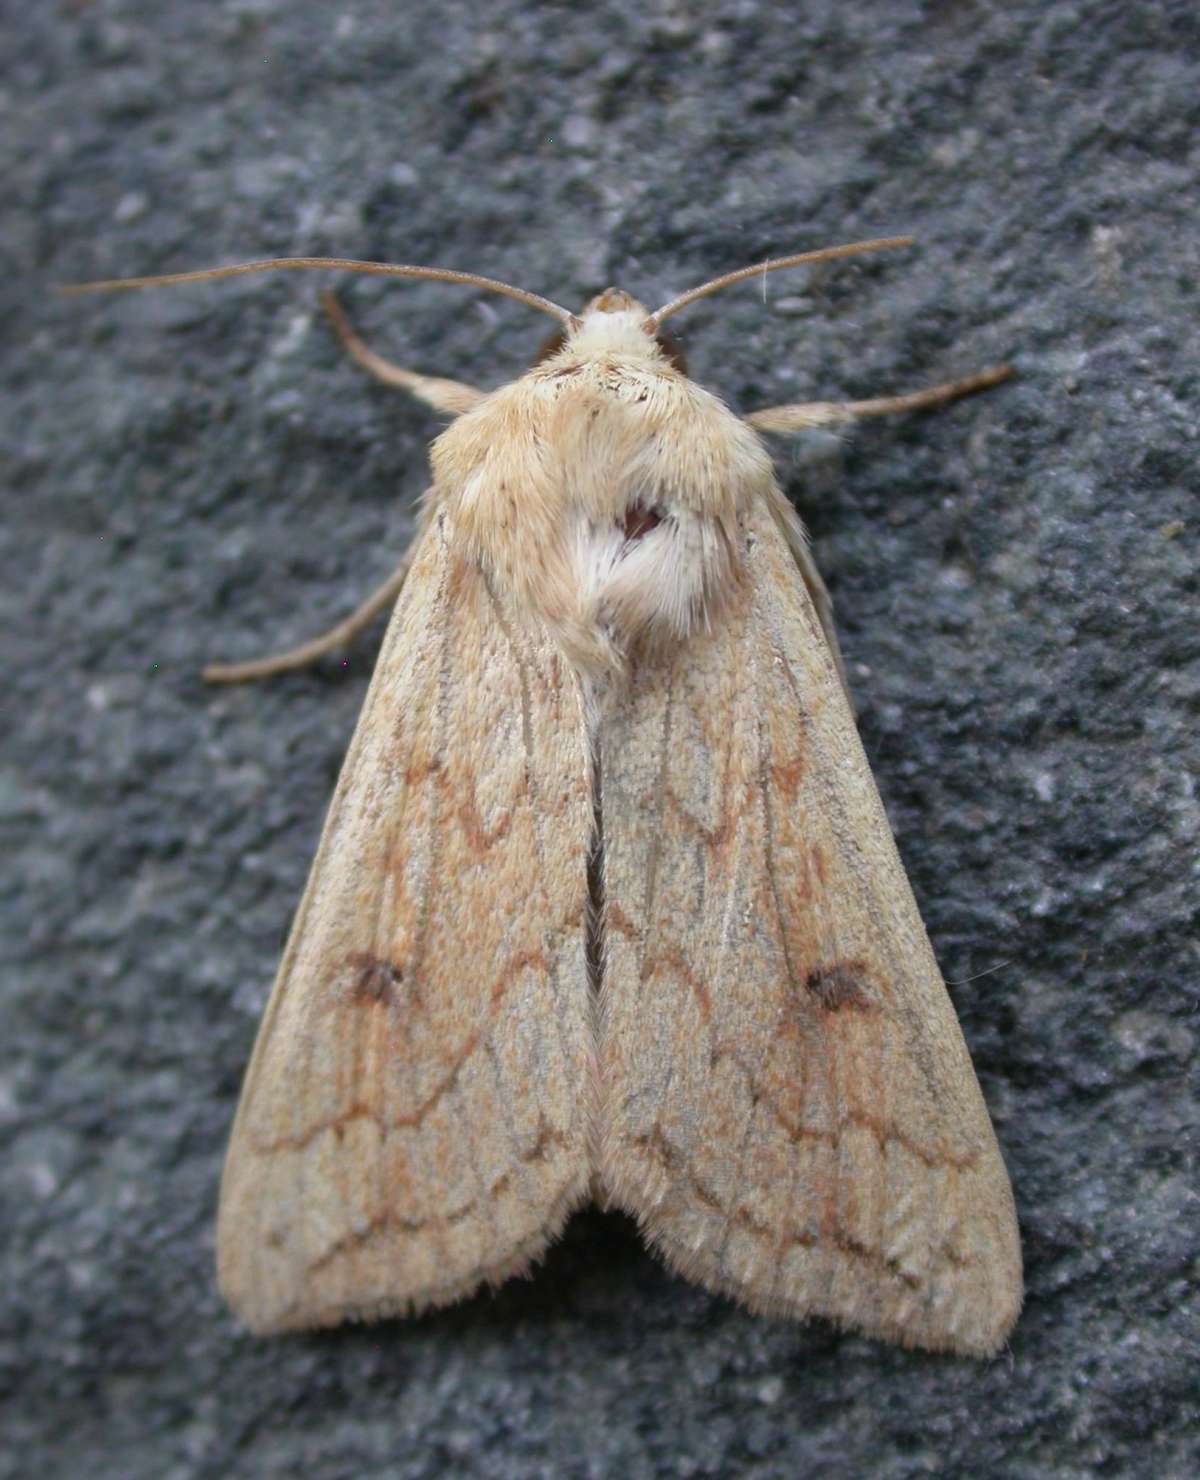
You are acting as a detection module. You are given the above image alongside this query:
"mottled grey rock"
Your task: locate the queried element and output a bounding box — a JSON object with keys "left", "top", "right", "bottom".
{"left": 3, "top": 1, "right": 1196, "bottom": 1476}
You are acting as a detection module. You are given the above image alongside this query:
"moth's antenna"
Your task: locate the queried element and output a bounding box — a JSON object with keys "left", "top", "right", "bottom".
{"left": 648, "top": 236, "right": 915, "bottom": 327}
{"left": 59, "top": 257, "right": 576, "bottom": 326}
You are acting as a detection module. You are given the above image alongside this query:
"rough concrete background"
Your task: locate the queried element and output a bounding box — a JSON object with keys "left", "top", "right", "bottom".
{"left": 3, "top": 1, "right": 1197, "bottom": 1475}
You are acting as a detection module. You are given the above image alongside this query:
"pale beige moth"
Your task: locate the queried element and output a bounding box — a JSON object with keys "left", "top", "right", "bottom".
{"left": 70, "top": 238, "right": 1022, "bottom": 1354}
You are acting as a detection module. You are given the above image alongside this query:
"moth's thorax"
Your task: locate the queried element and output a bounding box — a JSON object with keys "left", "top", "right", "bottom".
{"left": 430, "top": 299, "right": 776, "bottom": 678}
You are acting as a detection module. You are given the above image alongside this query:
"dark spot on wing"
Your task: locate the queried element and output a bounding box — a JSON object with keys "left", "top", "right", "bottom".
{"left": 804, "top": 960, "right": 876, "bottom": 1013}
{"left": 347, "top": 952, "right": 407, "bottom": 1007}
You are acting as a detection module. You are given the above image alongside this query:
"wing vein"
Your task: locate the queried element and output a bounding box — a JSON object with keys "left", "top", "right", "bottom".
{"left": 639, "top": 664, "right": 675, "bottom": 998}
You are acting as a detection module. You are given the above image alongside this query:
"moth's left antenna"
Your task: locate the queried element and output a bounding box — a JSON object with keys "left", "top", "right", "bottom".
{"left": 59, "top": 256, "right": 576, "bottom": 325}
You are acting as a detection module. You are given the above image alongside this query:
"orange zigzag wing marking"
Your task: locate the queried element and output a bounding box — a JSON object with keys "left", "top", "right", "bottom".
{"left": 597, "top": 496, "right": 1021, "bottom": 1357}
{"left": 217, "top": 512, "right": 594, "bottom": 1333}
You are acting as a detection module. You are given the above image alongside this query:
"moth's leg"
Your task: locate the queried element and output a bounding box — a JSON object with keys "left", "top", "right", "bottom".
{"left": 750, "top": 364, "right": 1010, "bottom": 708}
{"left": 203, "top": 545, "right": 416, "bottom": 684}
{"left": 746, "top": 364, "right": 1011, "bottom": 433}
{"left": 320, "top": 291, "right": 487, "bottom": 415}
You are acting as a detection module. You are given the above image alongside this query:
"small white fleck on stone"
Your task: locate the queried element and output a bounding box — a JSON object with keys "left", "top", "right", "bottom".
{"left": 757, "top": 1375, "right": 784, "bottom": 1405}
{"left": 114, "top": 191, "right": 148, "bottom": 224}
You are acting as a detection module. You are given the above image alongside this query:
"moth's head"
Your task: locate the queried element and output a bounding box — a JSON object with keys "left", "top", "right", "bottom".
{"left": 531, "top": 288, "right": 688, "bottom": 373}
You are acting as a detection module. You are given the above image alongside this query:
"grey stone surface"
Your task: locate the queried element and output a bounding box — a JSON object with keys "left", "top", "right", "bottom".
{"left": 3, "top": 1, "right": 1197, "bottom": 1475}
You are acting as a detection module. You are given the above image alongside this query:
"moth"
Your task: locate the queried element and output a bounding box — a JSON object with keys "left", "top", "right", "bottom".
{"left": 70, "top": 238, "right": 1022, "bottom": 1354}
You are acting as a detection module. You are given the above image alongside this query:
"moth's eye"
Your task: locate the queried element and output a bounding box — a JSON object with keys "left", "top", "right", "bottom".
{"left": 654, "top": 328, "right": 687, "bottom": 375}
{"left": 531, "top": 329, "right": 568, "bottom": 366}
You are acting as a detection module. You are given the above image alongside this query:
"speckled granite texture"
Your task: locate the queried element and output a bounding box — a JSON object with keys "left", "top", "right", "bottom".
{"left": 3, "top": 2, "right": 1196, "bottom": 1475}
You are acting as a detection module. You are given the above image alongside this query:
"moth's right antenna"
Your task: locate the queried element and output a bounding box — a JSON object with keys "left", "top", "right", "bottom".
{"left": 648, "top": 236, "right": 915, "bottom": 327}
